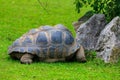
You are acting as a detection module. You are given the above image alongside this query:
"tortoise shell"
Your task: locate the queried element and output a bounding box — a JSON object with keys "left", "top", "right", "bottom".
{"left": 8, "top": 24, "right": 79, "bottom": 58}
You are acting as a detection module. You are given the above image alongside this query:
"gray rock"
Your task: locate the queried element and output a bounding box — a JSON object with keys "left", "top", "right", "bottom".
{"left": 72, "top": 21, "right": 84, "bottom": 31}
{"left": 72, "top": 10, "right": 94, "bottom": 31}
{"left": 76, "top": 14, "right": 106, "bottom": 50}
{"left": 78, "top": 10, "right": 94, "bottom": 22}
{"left": 96, "top": 16, "right": 120, "bottom": 63}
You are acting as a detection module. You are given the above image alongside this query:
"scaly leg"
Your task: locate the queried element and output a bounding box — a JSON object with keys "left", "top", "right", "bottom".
{"left": 20, "top": 53, "right": 34, "bottom": 64}
{"left": 76, "top": 46, "right": 87, "bottom": 63}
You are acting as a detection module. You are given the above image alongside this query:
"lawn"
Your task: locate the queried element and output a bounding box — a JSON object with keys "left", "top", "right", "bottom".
{"left": 0, "top": 0, "right": 120, "bottom": 80}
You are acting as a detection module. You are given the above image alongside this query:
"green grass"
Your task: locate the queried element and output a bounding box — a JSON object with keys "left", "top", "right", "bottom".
{"left": 0, "top": 0, "right": 120, "bottom": 80}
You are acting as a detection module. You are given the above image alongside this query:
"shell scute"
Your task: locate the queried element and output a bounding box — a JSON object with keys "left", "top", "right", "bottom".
{"left": 39, "top": 25, "right": 53, "bottom": 31}
{"left": 29, "top": 29, "right": 38, "bottom": 34}
{"left": 42, "top": 48, "right": 48, "bottom": 57}
{"left": 13, "top": 39, "right": 20, "bottom": 47}
{"left": 35, "top": 48, "right": 41, "bottom": 55}
{"left": 64, "top": 32, "right": 74, "bottom": 45}
{"left": 13, "top": 48, "right": 20, "bottom": 52}
{"left": 51, "top": 30, "right": 62, "bottom": 44}
{"left": 36, "top": 32, "right": 48, "bottom": 45}
{"left": 49, "top": 46, "right": 56, "bottom": 58}
{"left": 27, "top": 47, "right": 34, "bottom": 53}
{"left": 22, "top": 37, "right": 32, "bottom": 45}
{"left": 56, "top": 46, "right": 63, "bottom": 58}
{"left": 19, "top": 47, "right": 25, "bottom": 53}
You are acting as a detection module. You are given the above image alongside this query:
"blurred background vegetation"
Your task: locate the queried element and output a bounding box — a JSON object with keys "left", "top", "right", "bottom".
{"left": 74, "top": 0, "right": 120, "bottom": 21}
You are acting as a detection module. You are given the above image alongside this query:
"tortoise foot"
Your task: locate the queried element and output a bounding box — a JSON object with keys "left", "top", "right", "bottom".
{"left": 77, "top": 57, "right": 87, "bottom": 63}
{"left": 20, "top": 59, "right": 33, "bottom": 64}
{"left": 20, "top": 53, "right": 33, "bottom": 64}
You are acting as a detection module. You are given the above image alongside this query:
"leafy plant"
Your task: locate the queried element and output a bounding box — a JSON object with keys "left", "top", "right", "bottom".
{"left": 74, "top": 0, "right": 120, "bottom": 21}
{"left": 85, "top": 50, "right": 96, "bottom": 61}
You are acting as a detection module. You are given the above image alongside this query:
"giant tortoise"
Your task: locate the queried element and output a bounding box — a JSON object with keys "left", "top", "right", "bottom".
{"left": 8, "top": 24, "right": 86, "bottom": 64}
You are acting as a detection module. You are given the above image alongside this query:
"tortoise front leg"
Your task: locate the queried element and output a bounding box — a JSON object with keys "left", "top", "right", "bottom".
{"left": 20, "top": 53, "right": 34, "bottom": 64}
{"left": 76, "top": 46, "right": 87, "bottom": 63}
